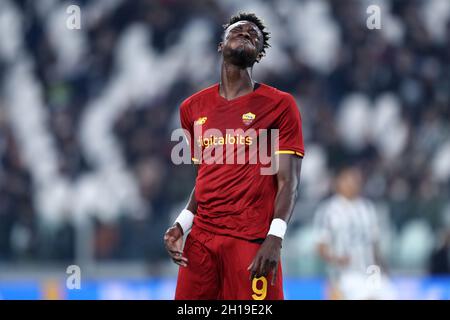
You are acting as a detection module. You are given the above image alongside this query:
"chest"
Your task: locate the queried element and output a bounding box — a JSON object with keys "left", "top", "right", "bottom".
{"left": 330, "top": 206, "right": 374, "bottom": 242}
{"left": 192, "top": 100, "right": 280, "bottom": 133}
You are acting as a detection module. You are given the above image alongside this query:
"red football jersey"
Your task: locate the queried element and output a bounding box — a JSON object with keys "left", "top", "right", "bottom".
{"left": 180, "top": 83, "right": 304, "bottom": 241}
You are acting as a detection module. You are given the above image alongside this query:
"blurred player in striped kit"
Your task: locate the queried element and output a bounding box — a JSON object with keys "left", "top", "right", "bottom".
{"left": 314, "top": 166, "right": 395, "bottom": 300}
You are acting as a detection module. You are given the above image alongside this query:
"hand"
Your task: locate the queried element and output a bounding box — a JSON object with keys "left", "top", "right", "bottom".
{"left": 247, "top": 235, "right": 282, "bottom": 285}
{"left": 164, "top": 223, "right": 188, "bottom": 267}
{"left": 335, "top": 255, "right": 350, "bottom": 267}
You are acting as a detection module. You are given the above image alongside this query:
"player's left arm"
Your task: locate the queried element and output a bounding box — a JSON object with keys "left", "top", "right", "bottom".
{"left": 248, "top": 154, "right": 302, "bottom": 284}
{"left": 368, "top": 201, "right": 389, "bottom": 274}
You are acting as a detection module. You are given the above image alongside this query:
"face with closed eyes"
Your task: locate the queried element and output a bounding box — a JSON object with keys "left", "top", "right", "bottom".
{"left": 218, "top": 20, "right": 265, "bottom": 68}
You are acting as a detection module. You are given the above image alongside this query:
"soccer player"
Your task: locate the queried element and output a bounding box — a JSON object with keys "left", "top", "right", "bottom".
{"left": 164, "top": 12, "right": 304, "bottom": 300}
{"left": 314, "top": 166, "right": 395, "bottom": 299}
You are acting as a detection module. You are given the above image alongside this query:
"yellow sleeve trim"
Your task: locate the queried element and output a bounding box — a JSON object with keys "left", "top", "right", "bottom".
{"left": 192, "top": 157, "right": 200, "bottom": 162}
{"left": 275, "top": 150, "right": 304, "bottom": 157}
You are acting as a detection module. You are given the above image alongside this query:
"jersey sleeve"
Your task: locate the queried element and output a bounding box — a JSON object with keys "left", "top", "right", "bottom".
{"left": 274, "top": 94, "right": 305, "bottom": 158}
{"left": 179, "top": 99, "right": 199, "bottom": 163}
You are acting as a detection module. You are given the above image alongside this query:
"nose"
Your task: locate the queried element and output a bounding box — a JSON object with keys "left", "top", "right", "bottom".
{"left": 238, "top": 31, "right": 251, "bottom": 40}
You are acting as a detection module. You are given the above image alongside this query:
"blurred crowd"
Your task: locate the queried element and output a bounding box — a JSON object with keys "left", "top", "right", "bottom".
{"left": 0, "top": 0, "right": 449, "bottom": 275}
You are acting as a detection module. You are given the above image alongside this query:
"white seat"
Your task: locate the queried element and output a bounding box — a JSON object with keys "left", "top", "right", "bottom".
{"left": 396, "top": 219, "right": 435, "bottom": 271}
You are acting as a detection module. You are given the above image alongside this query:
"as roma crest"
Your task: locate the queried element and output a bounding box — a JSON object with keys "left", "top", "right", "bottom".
{"left": 242, "top": 112, "right": 256, "bottom": 126}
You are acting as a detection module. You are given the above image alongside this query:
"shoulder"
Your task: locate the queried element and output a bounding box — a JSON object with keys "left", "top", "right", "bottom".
{"left": 316, "top": 196, "right": 339, "bottom": 216}
{"left": 359, "top": 198, "right": 378, "bottom": 218}
{"left": 180, "top": 83, "right": 218, "bottom": 111}
{"left": 257, "top": 83, "right": 297, "bottom": 105}
{"left": 258, "top": 84, "right": 300, "bottom": 120}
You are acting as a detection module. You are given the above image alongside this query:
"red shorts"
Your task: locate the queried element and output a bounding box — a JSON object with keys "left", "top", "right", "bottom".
{"left": 175, "top": 225, "right": 284, "bottom": 300}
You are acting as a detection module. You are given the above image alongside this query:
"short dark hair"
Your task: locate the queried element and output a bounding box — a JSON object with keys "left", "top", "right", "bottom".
{"left": 223, "top": 12, "right": 271, "bottom": 56}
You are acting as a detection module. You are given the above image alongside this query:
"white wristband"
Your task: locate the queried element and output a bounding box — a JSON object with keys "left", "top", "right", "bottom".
{"left": 174, "top": 209, "right": 194, "bottom": 234}
{"left": 267, "top": 218, "right": 287, "bottom": 239}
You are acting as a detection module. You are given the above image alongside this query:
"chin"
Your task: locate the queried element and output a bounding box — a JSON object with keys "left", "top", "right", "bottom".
{"left": 228, "top": 46, "right": 256, "bottom": 68}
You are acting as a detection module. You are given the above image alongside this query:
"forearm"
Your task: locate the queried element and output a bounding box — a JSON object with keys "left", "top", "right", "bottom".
{"left": 174, "top": 165, "right": 198, "bottom": 234}
{"left": 173, "top": 186, "right": 197, "bottom": 235}
{"left": 318, "top": 243, "right": 338, "bottom": 264}
{"left": 272, "top": 177, "right": 298, "bottom": 223}
{"left": 186, "top": 165, "right": 198, "bottom": 213}
{"left": 185, "top": 187, "right": 197, "bottom": 214}
{"left": 317, "top": 243, "right": 349, "bottom": 266}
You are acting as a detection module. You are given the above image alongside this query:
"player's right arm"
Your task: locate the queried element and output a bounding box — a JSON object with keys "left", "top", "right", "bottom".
{"left": 316, "top": 242, "right": 349, "bottom": 267}
{"left": 164, "top": 99, "right": 197, "bottom": 266}
{"left": 164, "top": 185, "right": 197, "bottom": 267}
{"left": 314, "top": 204, "right": 349, "bottom": 267}
{"left": 184, "top": 185, "right": 198, "bottom": 215}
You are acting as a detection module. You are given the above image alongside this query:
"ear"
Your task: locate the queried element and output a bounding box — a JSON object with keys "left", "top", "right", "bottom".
{"left": 218, "top": 42, "right": 223, "bottom": 53}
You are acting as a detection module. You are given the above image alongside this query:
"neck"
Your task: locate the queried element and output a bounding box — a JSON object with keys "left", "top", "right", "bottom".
{"left": 219, "top": 60, "right": 255, "bottom": 100}
{"left": 339, "top": 192, "right": 358, "bottom": 200}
